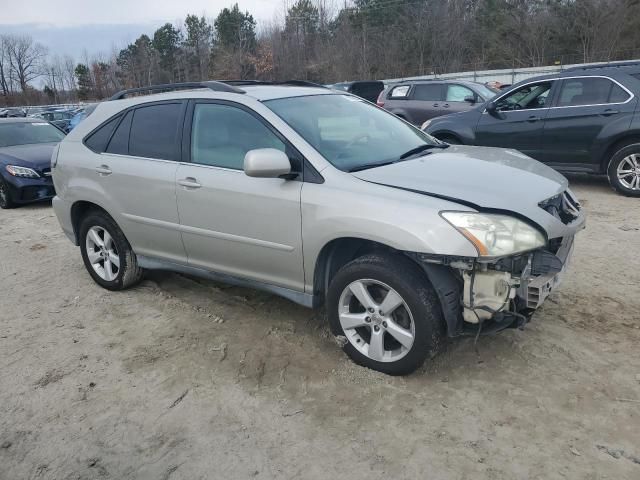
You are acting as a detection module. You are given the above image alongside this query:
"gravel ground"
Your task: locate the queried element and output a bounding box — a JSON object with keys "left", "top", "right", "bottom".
{"left": 1, "top": 174, "right": 639, "bottom": 480}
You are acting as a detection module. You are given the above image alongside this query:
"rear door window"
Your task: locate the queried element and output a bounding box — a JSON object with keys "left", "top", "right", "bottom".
{"left": 128, "top": 103, "right": 182, "bottom": 161}
{"left": 557, "top": 77, "right": 628, "bottom": 106}
{"left": 411, "top": 84, "right": 443, "bottom": 101}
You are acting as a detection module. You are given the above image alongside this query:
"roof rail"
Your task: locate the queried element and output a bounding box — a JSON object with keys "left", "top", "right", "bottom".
{"left": 563, "top": 60, "right": 640, "bottom": 72}
{"left": 224, "top": 79, "right": 329, "bottom": 89}
{"left": 109, "top": 81, "right": 245, "bottom": 101}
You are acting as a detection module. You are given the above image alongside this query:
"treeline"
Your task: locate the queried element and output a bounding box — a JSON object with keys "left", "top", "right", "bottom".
{"left": 2, "top": 0, "right": 640, "bottom": 106}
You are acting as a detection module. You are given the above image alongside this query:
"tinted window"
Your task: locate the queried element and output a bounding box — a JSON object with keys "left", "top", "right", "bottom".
{"left": 412, "top": 84, "right": 442, "bottom": 101}
{"left": 129, "top": 103, "right": 182, "bottom": 160}
{"left": 446, "top": 84, "right": 474, "bottom": 102}
{"left": 496, "top": 82, "right": 553, "bottom": 111}
{"left": 557, "top": 78, "right": 618, "bottom": 107}
{"left": 106, "top": 110, "right": 133, "bottom": 155}
{"left": 191, "top": 103, "right": 285, "bottom": 170}
{"left": 85, "top": 115, "right": 121, "bottom": 152}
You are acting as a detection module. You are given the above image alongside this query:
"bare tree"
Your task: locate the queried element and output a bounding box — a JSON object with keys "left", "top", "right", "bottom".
{"left": 4, "top": 35, "right": 47, "bottom": 92}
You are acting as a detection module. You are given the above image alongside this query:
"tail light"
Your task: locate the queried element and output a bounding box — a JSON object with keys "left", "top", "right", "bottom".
{"left": 376, "top": 90, "right": 385, "bottom": 107}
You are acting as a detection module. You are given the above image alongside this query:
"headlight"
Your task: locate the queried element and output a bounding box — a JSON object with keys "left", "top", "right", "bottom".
{"left": 441, "top": 211, "right": 546, "bottom": 257}
{"left": 6, "top": 165, "right": 41, "bottom": 178}
{"left": 421, "top": 119, "right": 432, "bottom": 130}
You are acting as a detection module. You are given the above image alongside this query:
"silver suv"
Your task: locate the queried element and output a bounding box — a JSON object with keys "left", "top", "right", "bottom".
{"left": 51, "top": 81, "right": 585, "bottom": 375}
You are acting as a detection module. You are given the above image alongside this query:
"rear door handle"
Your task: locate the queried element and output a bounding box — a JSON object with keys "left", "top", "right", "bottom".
{"left": 95, "top": 165, "right": 112, "bottom": 176}
{"left": 178, "top": 177, "right": 202, "bottom": 189}
{"left": 443, "top": 103, "right": 450, "bottom": 108}
{"left": 602, "top": 109, "right": 619, "bottom": 116}
{"left": 527, "top": 115, "right": 540, "bottom": 122}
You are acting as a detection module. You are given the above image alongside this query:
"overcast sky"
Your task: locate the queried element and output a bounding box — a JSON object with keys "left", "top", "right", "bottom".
{"left": 0, "top": 0, "right": 288, "bottom": 59}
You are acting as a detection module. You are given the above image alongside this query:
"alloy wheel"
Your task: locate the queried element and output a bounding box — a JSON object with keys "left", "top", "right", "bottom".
{"left": 85, "top": 226, "right": 120, "bottom": 281}
{"left": 617, "top": 154, "right": 640, "bottom": 191}
{"left": 338, "top": 279, "right": 415, "bottom": 363}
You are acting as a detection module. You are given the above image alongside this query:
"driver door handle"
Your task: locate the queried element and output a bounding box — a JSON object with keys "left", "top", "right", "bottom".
{"left": 602, "top": 108, "right": 619, "bottom": 116}
{"left": 527, "top": 115, "right": 540, "bottom": 122}
{"left": 95, "top": 165, "right": 112, "bottom": 176}
{"left": 178, "top": 177, "right": 202, "bottom": 189}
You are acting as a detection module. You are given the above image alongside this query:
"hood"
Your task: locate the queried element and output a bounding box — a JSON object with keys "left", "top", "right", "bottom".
{"left": 0, "top": 143, "right": 57, "bottom": 171}
{"left": 352, "top": 145, "right": 577, "bottom": 239}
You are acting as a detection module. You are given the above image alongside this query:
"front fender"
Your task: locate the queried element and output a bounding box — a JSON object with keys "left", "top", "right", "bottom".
{"left": 301, "top": 177, "right": 478, "bottom": 291}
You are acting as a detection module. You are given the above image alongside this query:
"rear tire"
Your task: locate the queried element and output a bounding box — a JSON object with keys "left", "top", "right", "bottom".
{"left": 79, "top": 212, "right": 144, "bottom": 290}
{"left": 0, "top": 178, "right": 16, "bottom": 209}
{"left": 327, "top": 253, "right": 445, "bottom": 375}
{"left": 607, "top": 143, "right": 640, "bottom": 197}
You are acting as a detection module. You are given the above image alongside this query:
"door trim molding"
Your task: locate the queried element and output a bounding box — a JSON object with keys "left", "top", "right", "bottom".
{"left": 122, "top": 212, "right": 295, "bottom": 252}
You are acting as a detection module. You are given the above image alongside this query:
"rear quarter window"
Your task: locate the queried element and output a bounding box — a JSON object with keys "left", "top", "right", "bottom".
{"left": 389, "top": 85, "right": 410, "bottom": 99}
{"left": 84, "top": 114, "right": 122, "bottom": 152}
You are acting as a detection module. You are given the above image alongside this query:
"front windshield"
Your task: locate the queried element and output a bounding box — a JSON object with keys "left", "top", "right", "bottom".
{"left": 0, "top": 121, "right": 65, "bottom": 147}
{"left": 265, "top": 94, "right": 440, "bottom": 172}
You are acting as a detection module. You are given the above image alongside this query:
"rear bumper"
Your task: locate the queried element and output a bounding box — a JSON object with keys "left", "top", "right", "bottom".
{"left": 52, "top": 196, "right": 76, "bottom": 244}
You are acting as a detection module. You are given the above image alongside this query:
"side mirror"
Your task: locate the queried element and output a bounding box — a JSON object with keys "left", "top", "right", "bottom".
{"left": 464, "top": 95, "right": 476, "bottom": 104}
{"left": 486, "top": 101, "right": 498, "bottom": 114}
{"left": 244, "top": 148, "right": 292, "bottom": 179}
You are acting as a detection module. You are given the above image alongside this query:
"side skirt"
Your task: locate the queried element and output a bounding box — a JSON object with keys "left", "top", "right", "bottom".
{"left": 137, "top": 255, "right": 315, "bottom": 309}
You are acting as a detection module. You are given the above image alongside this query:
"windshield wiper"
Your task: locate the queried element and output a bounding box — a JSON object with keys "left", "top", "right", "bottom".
{"left": 399, "top": 143, "right": 448, "bottom": 160}
{"left": 348, "top": 161, "right": 395, "bottom": 173}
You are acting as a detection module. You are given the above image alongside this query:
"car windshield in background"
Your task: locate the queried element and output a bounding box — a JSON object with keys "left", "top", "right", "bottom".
{"left": 0, "top": 121, "right": 65, "bottom": 147}
{"left": 265, "top": 94, "right": 440, "bottom": 172}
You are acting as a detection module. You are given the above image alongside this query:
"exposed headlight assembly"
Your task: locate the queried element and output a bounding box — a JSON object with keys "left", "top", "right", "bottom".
{"left": 441, "top": 211, "right": 546, "bottom": 258}
{"left": 6, "top": 165, "right": 40, "bottom": 178}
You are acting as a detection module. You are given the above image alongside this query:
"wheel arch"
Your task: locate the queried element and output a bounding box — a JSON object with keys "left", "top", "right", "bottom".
{"left": 313, "top": 237, "right": 404, "bottom": 306}
{"left": 70, "top": 200, "right": 115, "bottom": 245}
{"left": 600, "top": 133, "right": 640, "bottom": 172}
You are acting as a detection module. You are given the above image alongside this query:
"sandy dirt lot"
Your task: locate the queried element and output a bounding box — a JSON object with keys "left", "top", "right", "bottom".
{"left": 1, "top": 174, "right": 639, "bottom": 480}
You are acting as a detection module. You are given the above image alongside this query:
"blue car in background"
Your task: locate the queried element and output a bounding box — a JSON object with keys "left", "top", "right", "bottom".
{"left": 66, "top": 104, "right": 97, "bottom": 132}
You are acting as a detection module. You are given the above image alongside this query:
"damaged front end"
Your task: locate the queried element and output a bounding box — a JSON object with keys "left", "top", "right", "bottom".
{"left": 411, "top": 235, "right": 573, "bottom": 337}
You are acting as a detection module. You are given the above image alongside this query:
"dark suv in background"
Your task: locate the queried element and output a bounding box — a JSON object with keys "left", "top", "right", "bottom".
{"left": 376, "top": 79, "right": 498, "bottom": 126}
{"left": 424, "top": 62, "right": 640, "bottom": 196}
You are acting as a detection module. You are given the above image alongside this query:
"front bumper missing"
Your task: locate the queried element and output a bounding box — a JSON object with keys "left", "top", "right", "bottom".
{"left": 517, "top": 236, "right": 574, "bottom": 309}
{"left": 460, "top": 235, "right": 574, "bottom": 332}
{"left": 416, "top": 235, "right": 575, "bottom": 337}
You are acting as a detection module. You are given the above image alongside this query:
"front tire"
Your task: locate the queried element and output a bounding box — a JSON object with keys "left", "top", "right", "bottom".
{"left": 607, "top": 144, "right": 640, "bottom": 197}
{"left": 79, "top": 212, "right": 144, "bottom": 290}
{"left": 0, "top": 178, "right": 16, "bottom": 209}
{"left": 327, "top": 253, "right": 445, "bottom": 375}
